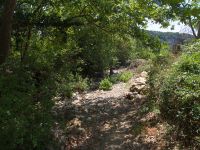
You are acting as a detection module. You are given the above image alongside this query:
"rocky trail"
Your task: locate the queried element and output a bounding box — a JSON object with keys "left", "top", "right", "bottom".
{"left": 53, "top": 70, "right": 171, "bottom": 150}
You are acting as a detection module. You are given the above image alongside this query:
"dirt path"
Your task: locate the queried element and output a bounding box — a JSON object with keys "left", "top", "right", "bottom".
{"left": 54, "top": 71, "right": 168, "bottom": 150}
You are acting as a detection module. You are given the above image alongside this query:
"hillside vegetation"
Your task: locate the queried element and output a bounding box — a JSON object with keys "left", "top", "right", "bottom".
{"left": 148, "top": 31, "right": 194, "bottom": 45}
{"left": 160, "top": 40, "right": 200, "bottom": 143}
{"left": 148, "top": 40, "right": 200, "bottom": 148}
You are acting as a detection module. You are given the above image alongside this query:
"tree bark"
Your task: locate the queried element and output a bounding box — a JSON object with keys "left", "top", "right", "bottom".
{"left": 188, "top": 17, "right": 197, "bottom": 38}
{"left": 21, "top": 26, "right": 32, "bottom": 62}
{"left": 0, "top": 0, "right": 17, "bottom": 65}
{"left": 197, "top": 21, "right": 200, "bottom": 39}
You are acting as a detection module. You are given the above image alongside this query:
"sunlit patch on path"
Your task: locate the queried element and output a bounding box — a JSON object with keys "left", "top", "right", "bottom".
{"left": 53, "top": 70, "right": 169, "bottom": 150}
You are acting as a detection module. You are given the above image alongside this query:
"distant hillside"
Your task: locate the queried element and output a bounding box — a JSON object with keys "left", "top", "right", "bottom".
{"left": 147, "top": 30, "right": 194, "bottom": 46}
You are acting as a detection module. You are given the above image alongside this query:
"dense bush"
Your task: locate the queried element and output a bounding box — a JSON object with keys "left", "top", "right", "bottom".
{"left": 147, "top": 46, "right": 174, "bottom": 97}
{"left": 75, "top": 28, "right": 121, "bottom": 77}
{"left": 99, "top": 78, "right": 113, "bottom": 91}
{"left": 115, "top": 36, "right": 136, "bottom": 66}
{"left": 118, "top": 71, "right": 133, "bottom": 83}
{"left": 108, "top": 74, "right": 120, "bottom": 84}
{"left": 0, "top": 43, "right": 76, "bottom": 149}
{"left": 72, "top": 75, "right": 89, "bottom": 92}
{"left": 159, "top": 41, "right": 200, "bottom": 141}
{"left": 0, "top": 60, "right": 55, "bottom": 150}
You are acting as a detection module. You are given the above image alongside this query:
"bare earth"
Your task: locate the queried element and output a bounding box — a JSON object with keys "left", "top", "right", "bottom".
{"left": 53, "top": 70, "right": 171, "bottom": 150}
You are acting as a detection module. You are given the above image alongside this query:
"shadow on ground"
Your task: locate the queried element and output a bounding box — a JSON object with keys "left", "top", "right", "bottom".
{"left": 62, "top": 96, "right": 163, "bottom": 150}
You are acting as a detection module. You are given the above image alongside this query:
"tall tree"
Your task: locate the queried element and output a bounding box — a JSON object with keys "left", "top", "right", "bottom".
{"left": 0, "top": 0, "right": 17, "bottom": 65}
{"left": 157, "top": 0, "right": 200, "bottom": 38}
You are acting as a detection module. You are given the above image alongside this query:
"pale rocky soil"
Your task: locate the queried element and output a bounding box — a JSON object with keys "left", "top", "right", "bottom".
{"left": 53, "top": 68, "right": 175, "bottom": 150}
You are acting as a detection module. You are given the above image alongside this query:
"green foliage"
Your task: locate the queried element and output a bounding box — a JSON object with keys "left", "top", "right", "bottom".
{"left": 2, "top": 0, "right": 197, "bottom": 149}
{"left": 148, "top": 31, "right": 193, "bottom": 44}
{"left": 73, "top": 75, "right": 89, "bottom": 92}
{"left": 158, "top": 0, "right": 200, "bottom": 38}
{"left": 0, "top": 60, "right": 55, "bottom": 150}
{"left": 130, "top": 35, "right": 163, "bottom": 60}
{"left": 118, "top": 71, "right": 133, "bottom": 83}
{"left": 76, "top": 27, "right": 116, "bottom": 76}
{"left": 0, "top": 36, "right": 79, "bottom": 149}
{"left": 147, "top": 44, "right": 174, "bottom": 104}
{"left": 115, "top": 36, "right": 136, "bottom": 66}
{"left": 160, "top": 40, "right": 200, "bottom": 141}
{"left": 99, "top": 78, "right": 113, "bottom": 91}
{"left": 105, "top": 70, "right": 133, "bottom": 85}
{"left": 109, "top": 74, "right": 120, "bottom": 84}
{"left": 57, "top": 80, "right": 73, "bottom": 98}
{"left": 152, "top": 45, "right": 173, "bottom": 66}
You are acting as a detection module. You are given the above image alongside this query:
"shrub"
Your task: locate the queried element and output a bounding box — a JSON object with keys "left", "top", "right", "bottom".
{"left": 99, "top": 78, "right": 113, "bottom": 90}
{"left": 73, "top": 75, "right": 89, "bottom": 92}
{"left": 0, "top": 53, "right": 75, "bottom": 149}
{"left": 118, "top": 71, "right": 133, "bottom": 82}
{"left": 0, "top": 62, "right": 55, "bottom": 150}
{"left": 152, "top": 48, "right": 173, "bottom": 67}
{"left": 160, "top": 43, "right": 200, "bottom": 141}
{"left": 147, "top": 47, "right": 174, "bottom": 100}
{"left": 58, "top": 82, "right": 73, "bottom": 98}
{"left": 109, "top": 74, "right": 120, "bottom": 84}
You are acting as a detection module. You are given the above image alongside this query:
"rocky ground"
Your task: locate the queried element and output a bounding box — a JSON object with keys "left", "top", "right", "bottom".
{"left": 52, "top": 69, "right": 175, "bottom": 150}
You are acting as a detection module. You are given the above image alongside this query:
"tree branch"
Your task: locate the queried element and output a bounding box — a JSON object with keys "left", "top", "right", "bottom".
{"left": 188, "top": 17, "right": 197, "bottom": 38}
{"left": 12, "top": 15, "right": 88, "bottom": 29}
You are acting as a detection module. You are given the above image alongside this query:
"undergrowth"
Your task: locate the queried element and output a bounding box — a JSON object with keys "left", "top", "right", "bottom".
{"left": 148, "top": 40, "right": 200, "bottom": 148}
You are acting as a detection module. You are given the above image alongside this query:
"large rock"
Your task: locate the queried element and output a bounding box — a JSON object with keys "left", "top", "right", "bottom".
{"left": 131, "top": 85, "right": 149, "bottom": 95}
{"left": 130, "top": 71, "right": 148, "bottom": 94}
{"left": 140, "top": 71, "right": 148, "bottom": 78}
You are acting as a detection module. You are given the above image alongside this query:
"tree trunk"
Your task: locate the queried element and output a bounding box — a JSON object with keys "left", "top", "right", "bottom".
{"left": 188, "top": 17, "right": 197, "bottom": 38}
{"left": 109, "top": 67, "right": 114, "bottom": 76}
{"left": 197, "top": 21, "right": 200, "bottom": 39}
{"left": 0, "top": 0, "right": 17, "bottom": 65}
{"left": 21, "top": 26, "right": 32, "bottom": 62}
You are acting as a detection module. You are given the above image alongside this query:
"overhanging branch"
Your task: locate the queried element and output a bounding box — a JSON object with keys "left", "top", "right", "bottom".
{"left": 11, "top": 14, "right": 88, "bottom": 29}
{"left": 188, "top": 17, "right": 197, "bottom": 38}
